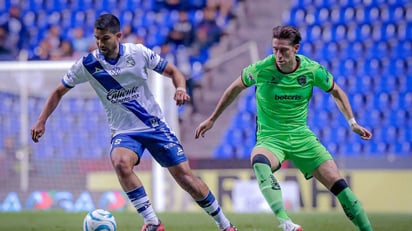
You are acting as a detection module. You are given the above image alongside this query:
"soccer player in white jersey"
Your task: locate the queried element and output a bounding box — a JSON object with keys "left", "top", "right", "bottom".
{"left": 30, "top": 13, "right": 237, "bottom": 231}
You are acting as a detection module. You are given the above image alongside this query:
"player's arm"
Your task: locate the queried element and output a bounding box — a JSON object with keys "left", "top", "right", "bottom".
{"left": 329, "top": 83, "right": 372, "bottom": 140}
{"left": 195, "top": 76, "right": 247, "bottom": 139}
{"left": 31, "top": 83, "right": 71, "bottom": 143}
{"left": 161, "top": 62, "right": 190, "bottom": 106}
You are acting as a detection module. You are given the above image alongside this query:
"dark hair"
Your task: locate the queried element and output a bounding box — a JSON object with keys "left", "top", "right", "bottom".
{"left": 94, "top": 14, "right": 120, "bottom": 34}
{"left": 272, "top": 26, "right": 302, "bottom": 45}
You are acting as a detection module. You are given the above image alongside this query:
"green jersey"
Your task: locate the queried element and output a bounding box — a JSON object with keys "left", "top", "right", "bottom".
{"left": 241, "top": 54, "right": 334, "bottom": 138}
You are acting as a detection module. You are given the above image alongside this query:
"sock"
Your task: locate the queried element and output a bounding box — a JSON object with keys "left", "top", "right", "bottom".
{"left": 196, "top": 191, "right": 231, "bottom": 230}
{"left": 253, "top": 162, "right": 290, "bottom": 222}
{"left": 126, "top": 186, "right": 159, "bottom": 225}
{"left": 331, "top": 180, "right": 373, "bottom": 231}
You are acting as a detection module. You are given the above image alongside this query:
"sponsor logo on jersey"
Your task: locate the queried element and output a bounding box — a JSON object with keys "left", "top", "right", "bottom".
{"left": 297, "top": 75, "right": 307, "bottom": 86}
{"left": 267, "top": 76, "right": 280, "bottom": 84}
{"left": 106, "top": 86, "right": 140, "bottom": 103}
{"left": 274, "top": 94, "right": 302, "bottom": 100}
{"left": 110, "top": 66, "right": 121, "bottom": 77}
{"left": 150, "top": 118, "right": 159, "bottom": 127}
{"left": 93, "top": 67, "right": 104, "bottom": 74}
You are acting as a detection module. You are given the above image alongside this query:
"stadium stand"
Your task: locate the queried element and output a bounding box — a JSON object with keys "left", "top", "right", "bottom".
{"left": 0, "top": 0, "right": 240, "bottom": 160}
{"left": 214, "top": 0, "right": 412, "bottom": 158}
{"left": 0, "top": 1, "right": 410, "bottom": 160}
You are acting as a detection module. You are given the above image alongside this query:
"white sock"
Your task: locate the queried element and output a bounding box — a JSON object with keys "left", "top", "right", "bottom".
{"left": 196, "top": 191, "right": 231, "bottom": 230}
{"left": 126, "top": 186, "right": 159, "bottom": 225}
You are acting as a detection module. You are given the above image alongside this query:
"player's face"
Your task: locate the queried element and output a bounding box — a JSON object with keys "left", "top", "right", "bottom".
{"left": 272, "top": 38, "right": 299, "bottom": 71}
{"left": 94, "top": 28, "right": 121, "bottom": 59}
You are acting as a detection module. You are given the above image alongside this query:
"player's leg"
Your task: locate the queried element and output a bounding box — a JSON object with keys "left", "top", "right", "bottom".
{"left": 143, "top": 125, "right": 236, "bottom": 231}
{"left": 168, "top": 161, "right": 237, "bottom": 231}
{"left": 111, "top": 139, "right": 162, "bottom": 230}
{"left": 251, "top": 147, "right": 302, "bottom": 231}
{"left": 312, "top": 160, "right": 373, "bottom": 231}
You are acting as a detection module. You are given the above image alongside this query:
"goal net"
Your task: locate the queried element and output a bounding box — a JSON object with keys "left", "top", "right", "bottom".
{"left": 0, "top": 60, "right": 177, "bottom": 212}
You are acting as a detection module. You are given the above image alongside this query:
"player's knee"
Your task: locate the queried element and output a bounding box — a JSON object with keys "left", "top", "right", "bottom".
{"left": 111, "top": 154, "right": 135, "bottom": 176}
{"left": 251, "top": 154, "right": 271, "bottom": 167}
{"left": 330, "top": 179, "right": 349, "bottom": 196}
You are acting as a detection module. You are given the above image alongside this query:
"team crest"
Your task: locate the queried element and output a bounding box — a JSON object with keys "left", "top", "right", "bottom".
{"left": 126, "top": 56, "right": 136, "bottom": 67}
{"left": 297, "top": 75, "right": 307, "bottom": 86}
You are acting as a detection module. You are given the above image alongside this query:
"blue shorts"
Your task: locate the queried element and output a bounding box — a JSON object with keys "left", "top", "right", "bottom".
{"left": 110, "top": 124, "right": 187, "bottom": 167}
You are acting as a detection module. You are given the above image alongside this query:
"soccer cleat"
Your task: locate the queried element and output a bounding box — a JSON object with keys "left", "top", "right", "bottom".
{"left": 278, "top": 220, "right": 303, "bottom": 231}
{"left": 140, "top": 222, "right": 165, "bottom": 231}
{"left": 222, "top": 224, "right": 238, "bottom": 231}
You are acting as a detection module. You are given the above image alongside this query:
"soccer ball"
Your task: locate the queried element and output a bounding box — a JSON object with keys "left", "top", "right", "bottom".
{"left": 83, "top": 209, "right": 117, "bottom": 231}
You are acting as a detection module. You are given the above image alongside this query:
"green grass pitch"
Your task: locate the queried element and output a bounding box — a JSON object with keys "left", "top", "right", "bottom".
{"left": 0, "top": 211, "right": 411, "bottom": 230}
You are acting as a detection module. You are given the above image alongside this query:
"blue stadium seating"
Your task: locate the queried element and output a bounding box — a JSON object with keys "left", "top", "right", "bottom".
{"left": 0, "top": 1, "right": 239, "bottom": 160}
{"left": 213, "top": 0, "right": 412, "bottom": 158}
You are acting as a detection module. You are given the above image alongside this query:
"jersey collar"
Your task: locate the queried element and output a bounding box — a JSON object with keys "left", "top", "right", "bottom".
{"left": 99, "top": 43, "right": 124, "bottom": 65}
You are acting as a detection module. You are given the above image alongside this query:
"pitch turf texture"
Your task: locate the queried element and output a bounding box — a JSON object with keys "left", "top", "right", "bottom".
{"left": 0, "top": 211, "right": 411, "bottom": 231}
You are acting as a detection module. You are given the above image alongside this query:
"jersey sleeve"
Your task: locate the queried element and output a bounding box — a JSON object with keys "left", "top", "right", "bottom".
{"left": 62, "top": 57, "right": 89, "bottom": 88}
{"left": 241, "top": 63, "right": 258, "bottom": 87}
{"left": 139, "top": 44, "right": 168, "bottom": 74}
{"left": 313, "top": 65, "right": 334, "bottom": 92}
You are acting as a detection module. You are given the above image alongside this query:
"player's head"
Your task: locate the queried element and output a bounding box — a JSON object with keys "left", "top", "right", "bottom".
{"left": 94, "top": 14, "right": 122, "bottom": 59}
{"left": 272, "top": 26, "right": 301, "bottom": 70}
{"left": 95, "top": 13, "right": 121, "bottom": 34}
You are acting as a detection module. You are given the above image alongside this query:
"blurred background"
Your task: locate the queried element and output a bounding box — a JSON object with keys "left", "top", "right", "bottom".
{"left": 0, "top": 0, "right": 411, "bottom": 214}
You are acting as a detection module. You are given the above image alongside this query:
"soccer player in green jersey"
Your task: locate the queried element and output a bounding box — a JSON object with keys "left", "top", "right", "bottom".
{"left": 195, "top": 26, "right": 373, "bottom": 231}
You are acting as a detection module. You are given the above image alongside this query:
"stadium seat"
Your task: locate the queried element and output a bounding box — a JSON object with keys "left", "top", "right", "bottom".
{"left": 213, "top": 144, "right": 235, "bottom": 159}
{"left": 119, "top": 10, "right": 134, "bottom": 25}
{"left": 364, "top": 5, "right": 380, "bottom": 25}
{"left": 342, "top": 140, "right": 363, "bottom": 156}
{"left": 299, "top": 42, "right": 314, "bottom": 56}
{"left": 307, "top": 25, "right": 322, "bottom": 42}
{"left": 125, "top": 0, "right": 143, "bottom": 9}
{"left": 395, "top": 142, "right": 412, "bottom": 156}
{"left": 381, "top": 22, "right": 398, "bottom": 41}
{"left": 289, "top": 7, "right": 306, "bottom": 27}
{"left": 355, "top": 23, "right": 373, "bottom": 42}
{"left": 313, "top": 7, "right": 330, "bottom": 25}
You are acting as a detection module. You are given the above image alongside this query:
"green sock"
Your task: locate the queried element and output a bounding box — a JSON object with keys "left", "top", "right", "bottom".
{"left": 253, "top": 162, "right": 290, "bottom": 222}
{"left": 337, "top": 188, "right": 373, "bottom": 231}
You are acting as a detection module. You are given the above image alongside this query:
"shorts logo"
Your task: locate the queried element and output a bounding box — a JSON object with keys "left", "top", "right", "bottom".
{"left": 177, "top": 147, "right": 184, "bottom": 155}
{"left": 114, "top": 139, "right": 122, "bottom": 145}
{"left": 297, "top": 75, "right": 307, "bottom": 86}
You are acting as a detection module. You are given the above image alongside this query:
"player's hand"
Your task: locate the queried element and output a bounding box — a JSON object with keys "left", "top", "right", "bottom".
{"left": 174, "top": 89, "right": 190, "bottom": 106}
{"left": 31, "top": 121, "right": 45, "bottom": 143}
{"left": 195, "top": 119, "right": 214, "bottom": 139}
{"left": 351, "top": 124, "right": 372, "bottom": 140}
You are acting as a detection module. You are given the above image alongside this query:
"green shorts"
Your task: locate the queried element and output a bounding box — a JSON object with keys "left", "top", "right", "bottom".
{"left": 255, "top": 128, "right": 332, "bottom": 179}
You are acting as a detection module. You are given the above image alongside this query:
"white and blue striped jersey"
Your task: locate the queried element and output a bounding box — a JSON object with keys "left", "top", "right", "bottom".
{"left": 62, "top": 43, "right": 169, "bottom": 136}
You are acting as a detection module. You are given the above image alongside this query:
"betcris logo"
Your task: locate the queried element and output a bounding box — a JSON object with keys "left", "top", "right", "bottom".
{"left": 274, "top": 94, "right": 302, "bottom": 100}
